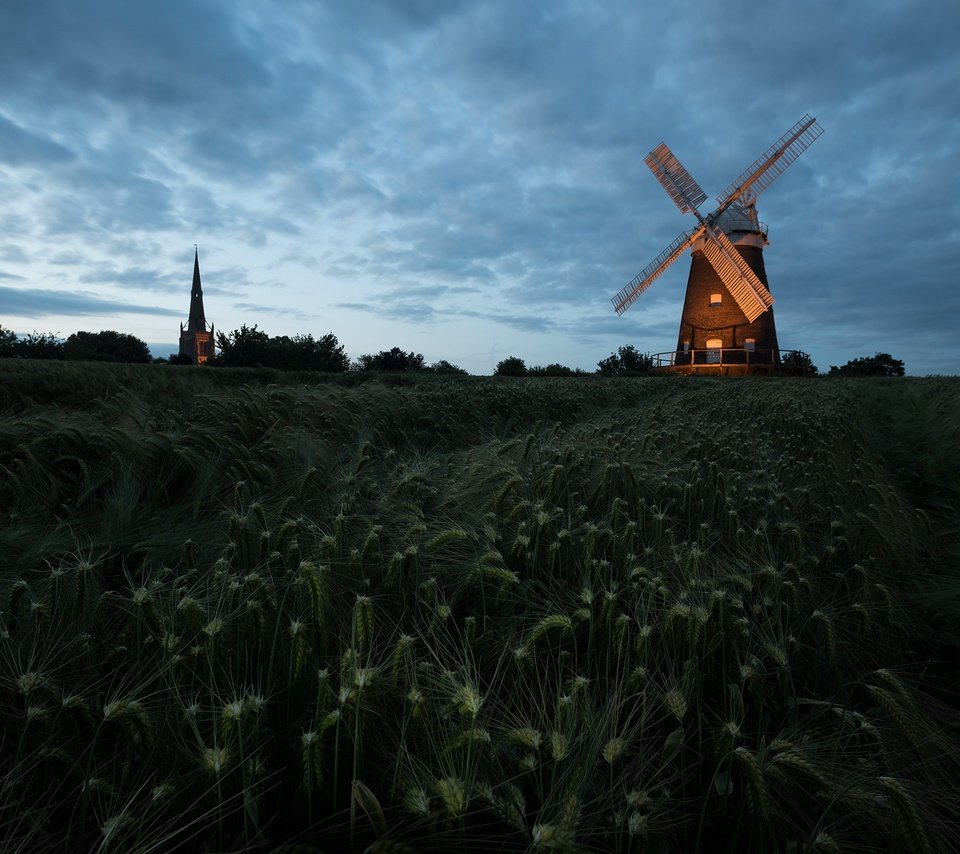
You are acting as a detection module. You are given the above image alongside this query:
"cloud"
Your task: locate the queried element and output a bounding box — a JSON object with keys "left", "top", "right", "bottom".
{"left": 0, "top": 112, "right": 75, "bottom": 167}
{"left": 232, "top": 301, "right": 311, "bottom": 320}
{"left": 77, "top": 264, "right": 182, "bottom": 293}
{"left": 0, "top": 285, "right": 180, "bottom": 318}
{"left": 49, "top": 251, "right": 85, "bottom": 265}
{"left": 0, "top": 0, "right": 956, "bottom": 374}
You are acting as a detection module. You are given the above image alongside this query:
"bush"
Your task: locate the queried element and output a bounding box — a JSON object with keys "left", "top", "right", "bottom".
{"left": 0, "top": 326, "right": 16, "bottom": 357}
{"left": 528, "top": 363, "right": 579, "bottom": 376}
{"left": 63, "top": 330, "right": 151, "bottom": 363}
{"left": 427, "top": 360, "right": 469, "bottom": 375}
{"left": 828, "top": 352, "right": 905, "bottom": 377}
{"left": 597, "top": 345, "right": 653, "bottom": 375}
{"left": 356, "top": 347, "right": 426, "bottom": 372}
{"left": 781, "top": 350, "right": 818, "bottom": 374}
{"left": 495, "top": 356, "right": 527, "bottom": 376}
{"left": 215, "top": 325, "right": 349, "bottom": 371}
{"left": 7, "top": 331, "right": 65, "bottom": 360}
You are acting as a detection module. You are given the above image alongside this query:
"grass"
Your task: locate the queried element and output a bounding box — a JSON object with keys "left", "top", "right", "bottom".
{"left": 0, "top": 360, "right": 958, "bottom": 852}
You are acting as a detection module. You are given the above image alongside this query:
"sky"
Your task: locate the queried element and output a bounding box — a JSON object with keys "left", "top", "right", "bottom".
{"left": 1, "top": 0, "right": 958, "bottom": 375}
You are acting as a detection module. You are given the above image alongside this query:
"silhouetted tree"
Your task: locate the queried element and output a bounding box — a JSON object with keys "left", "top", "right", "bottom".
{"left": 168, "top": 352, "right": 193, "bottom": 365}
{"left": 528, "top": 363, "right": 578, "bottom": 376}
{"left": 11, "top": 332, "right": 65, "bottom": 360}
{"left": 0, "top": 326, "right": 17, "bottom": 357}
{"left": 781, "top": 350, "right": 818, "bottom": 374}
{"left": 495, "top": 356, "right": 527, "bottom": 376}
{"left": 214, "top": 325, "right": 348, "bottom": 371}
{"left": 283, "top": 333, "right": 351, "bottom": 372}
{"left": 215, "top": 324, "right": 271, "bottom": 366}
{"left": 356, "top": 347, "right": 426, "bottom": 371}
{"left": 828, "top": 352, "right": 905, "bottom": 377}
{"left": 597, "top": 345, "right": 653, "bottom": 375}
{"left": 64, "top": 330, "right": 150, "bottom": 363}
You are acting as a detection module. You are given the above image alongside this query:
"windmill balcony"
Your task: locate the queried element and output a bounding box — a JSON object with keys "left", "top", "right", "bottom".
{"left": 722, "top": 216, "right": 769, "bottom": 238}
{"left": 651, "top": 348, "right": 809, "bottom": 376}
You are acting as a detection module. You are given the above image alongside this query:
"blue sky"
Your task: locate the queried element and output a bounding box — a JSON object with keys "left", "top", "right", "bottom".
{"left": 1, "top": 0, "right": 958, "bottom": 374}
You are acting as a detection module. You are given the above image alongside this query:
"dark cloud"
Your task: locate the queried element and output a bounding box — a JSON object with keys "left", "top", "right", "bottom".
{"left": 0, "top": 112, "right": 75, "bottom": 166}
{"left": 0, "top": 243, "right": 28, "bottom": 263}
{"left": 0, "top": 285, "right": 179, "bottom": 318}
{"left": 459, "top": 308, "right": 558, "bottom": 335}
{"left": 77, "top": 264, "right": 182, "bottom": 293}
{"left": 49, "top": 251, "right": 85, "bottom": 266}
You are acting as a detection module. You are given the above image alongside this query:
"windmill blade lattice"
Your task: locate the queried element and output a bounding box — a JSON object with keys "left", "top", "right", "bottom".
{"left": 699, "top": 224, "right": 773, "bottom": 322}
{"left": 612, "top": 228, "right": 700, "bottom": 315}
{"left": 715, "top": 115, "right": 824, "bottom": 210}
{"left": 610, "top": 114, "right": 822, "bottom": 323}
{"left": 645, "top": 143, "right": 708, "bottom": 214}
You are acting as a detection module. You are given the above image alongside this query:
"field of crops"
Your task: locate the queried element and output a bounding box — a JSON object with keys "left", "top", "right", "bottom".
{"left": 1, "top": 361, "right": 958, "bottom": 853}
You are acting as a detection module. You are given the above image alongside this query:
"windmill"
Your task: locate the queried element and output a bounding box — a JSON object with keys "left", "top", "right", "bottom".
{"left": 612, "top": 115, "right": 823, "bottom": 372}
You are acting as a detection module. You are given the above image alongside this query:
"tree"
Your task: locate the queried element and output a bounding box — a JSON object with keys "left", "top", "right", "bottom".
{"left": 780, "top": 350, "right": 818, "bottom": 374}
{"left": 597, "top": 345, "right": 653, "bottom": 376}
{"left": 212, "top": 326, "right": 349, "bottom": 371}
{"left": 16, "top": 332, "right": 65, "bottom": 360}
{"left": 0, "top": 326, "right": 17, "bottom": 357}
{"left": 286, "top": 333, "right": 350, "bottom": 372}
{"left": 828, "top": 352, "right": 905, "bottom": 377}
{"left": 356, "top": 347, "right": 426, "bottom": 371}
{"left": 495, "top": 356, "right": 527, "bottom": 376}
{"left": 215, "top": 324, "right": 271, "bottom": 367}
{"left": 64, "top": 330, "right": 150, "bottom": 363}
{"left": 528, "top": 363, "right": 576, "bottom": 376}
{"left": 168, "top": 352, "right": 193, "bottom": 365}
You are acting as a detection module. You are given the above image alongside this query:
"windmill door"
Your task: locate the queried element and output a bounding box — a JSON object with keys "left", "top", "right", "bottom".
{"left": 706, "top": 338, "right": 722, "bottom": 364}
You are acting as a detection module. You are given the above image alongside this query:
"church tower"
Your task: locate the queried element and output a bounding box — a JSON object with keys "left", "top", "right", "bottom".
{"left": 178, "top": 248, "right": 215, "bottom": 364}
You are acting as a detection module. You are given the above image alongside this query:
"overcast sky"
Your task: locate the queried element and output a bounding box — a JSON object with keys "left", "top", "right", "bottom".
{"left": 1, "top": 0, "right": 958, "bottom": 374}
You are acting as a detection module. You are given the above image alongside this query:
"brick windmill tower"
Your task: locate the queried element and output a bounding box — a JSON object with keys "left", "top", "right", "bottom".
{"left": 612, "top": 115, "right": 823, "bottom": 374}
{"left": 178, "top": 247, "right": 216, "bottom": 365}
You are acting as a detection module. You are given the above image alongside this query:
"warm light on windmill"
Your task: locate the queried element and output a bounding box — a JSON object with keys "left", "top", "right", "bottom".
{"left": 613, "top": 115, "right": 824, "bottom": 374}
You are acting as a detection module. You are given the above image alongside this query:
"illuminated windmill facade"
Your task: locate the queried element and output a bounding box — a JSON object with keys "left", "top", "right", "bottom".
{"left": 612, "top": 115, "right": 823, "bottom": 373}
{"left": 178, "top": 248, "right": 216, "bottom": 365}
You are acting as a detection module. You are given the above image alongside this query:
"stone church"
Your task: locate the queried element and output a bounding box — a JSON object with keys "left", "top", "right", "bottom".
{"left": 178, "top": 248, "right": 215, "bottom": 364}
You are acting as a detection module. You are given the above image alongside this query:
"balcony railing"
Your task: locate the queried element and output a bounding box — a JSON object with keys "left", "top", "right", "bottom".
{"left": 651, "top": 347, "right": 802, "bottom": 369}
{"left": 719, "top": 214, "right": 769, "bottom": 238}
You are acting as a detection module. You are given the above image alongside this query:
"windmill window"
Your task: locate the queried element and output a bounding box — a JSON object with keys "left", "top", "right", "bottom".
{"left": 744, "top": 338, "right": 756, "bottom": 351}
{"left": 710, "top": 293, "right": 722, "bottom": 306}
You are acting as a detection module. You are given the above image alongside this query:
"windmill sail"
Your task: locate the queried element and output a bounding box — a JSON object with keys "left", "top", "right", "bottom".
{"left": 612, "top": 228, "right": 699, "bottom": 315}
{"left": 699, "top": 225, "right": 773, "bottom": 322}
{"left": 715, "top": 115, "right": 824, "bottom": 209}
{"left": 610, "top": 113, "right": 822, "bottom": 348}
{"left": 645, "top": 143, "right": 708, "bottom": 214}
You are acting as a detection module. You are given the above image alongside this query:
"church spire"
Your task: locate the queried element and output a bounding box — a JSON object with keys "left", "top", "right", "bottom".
{"left": 178, "top": 246, "right": 215, "bottom": 364}
{"left": 186, "top": 247, "right": 207, "bottom": 332}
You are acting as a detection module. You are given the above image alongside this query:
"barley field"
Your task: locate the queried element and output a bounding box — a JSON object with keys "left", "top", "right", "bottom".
{"left": 1, "top": 361, "right": 958, "bottom": 853}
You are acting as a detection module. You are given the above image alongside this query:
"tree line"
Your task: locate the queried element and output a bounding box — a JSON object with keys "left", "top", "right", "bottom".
{"left": 1, "top": 324, "right": 905, "bottom": 376}
{"left": 0, "top": 328, "right": 151, "bottom": 362}
{"left": 209, "top": 326, "right": 467, "bottom": 373}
